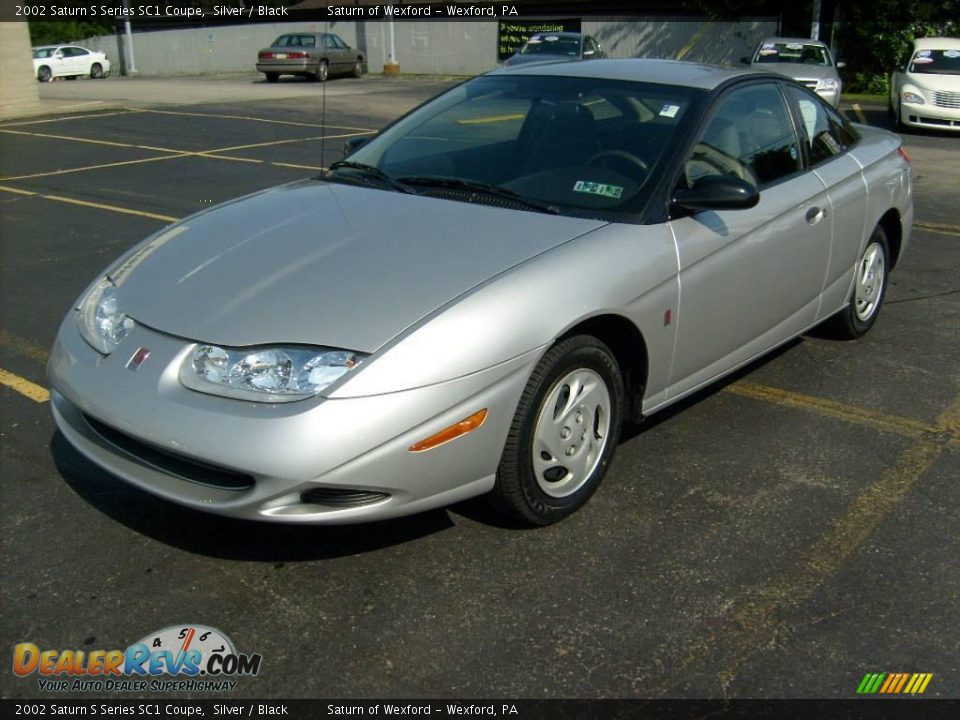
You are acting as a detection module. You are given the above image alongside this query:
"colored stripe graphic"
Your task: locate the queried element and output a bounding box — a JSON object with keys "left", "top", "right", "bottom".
{"left": 858, "top": 672, "right": 932, "bottom": 694}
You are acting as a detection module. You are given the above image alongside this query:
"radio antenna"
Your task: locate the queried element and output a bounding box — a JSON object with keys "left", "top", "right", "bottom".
{"left": 320, "top": 20, "right": 328, "bottom": 171}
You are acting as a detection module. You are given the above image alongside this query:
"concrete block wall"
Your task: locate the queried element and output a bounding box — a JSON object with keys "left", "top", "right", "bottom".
{"left": 69, "top": 20, "right": 776, "bottom": 78}
{"left": 0, "top": 22, "right": 42, "bottom": 119}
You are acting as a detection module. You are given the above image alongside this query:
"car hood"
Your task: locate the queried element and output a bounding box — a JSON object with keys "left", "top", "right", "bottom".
{"left": 112, "top": 180, "right": 605, "bottom": 352}
{"left": 904, "top": 72, "right": 960, "bottom": 92}
{"left": 755, "top": 63, "right": 838, "bottom": 82}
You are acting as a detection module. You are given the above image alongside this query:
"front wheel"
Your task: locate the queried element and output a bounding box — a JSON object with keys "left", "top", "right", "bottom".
{"left": 492, "top": 335, "right": 624, "bottom": 525}
{"left": 824, "top": 225, "right": 890, "bottom": 339}
{"left": 352, "top": 58, "right": 363, "bottom": 78}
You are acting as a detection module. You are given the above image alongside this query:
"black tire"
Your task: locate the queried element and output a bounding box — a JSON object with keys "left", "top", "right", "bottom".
{"left": 352, "top": 58, "right": 363, "bottom": 78}
{"left": 90, "top": 63, "right": 103, "bottom": 79}
{"left": 37, "top": 65, "right": 52, "bottom": 82}
{"left": 315, "top": 61, "right": 329, "bottom": 83}
{"left": 265, "top": 72, "right": 279, "bottom": 83}
{"left": 895, "top": 101, "right": 908, "bottom": 133}
{"left": 492, "top": 335, "right": 624, "bottom": 525}
{"left": 823, "top": 224, "right": 890, "bottom": 339}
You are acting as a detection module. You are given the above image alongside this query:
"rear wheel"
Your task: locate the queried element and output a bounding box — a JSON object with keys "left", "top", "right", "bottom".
{"left": 492, "top": 335, "right": 624, "bottom": 525}
{"left": 315, "top": 61, "right": 328, "bottom": 83}
{"left": 824, "top": 224, "right": 890, "bottom": 339}
{"left": 90, "top": 63, "right": 104, "bottom": 79}
{"left": 37, "top": 65, "right": 52, "bottom": 82}
{"left": 265, "top": 72, "right": 279, "bottom": 83}
{"left": 352, "top": 58, "right": 363, "bottom": 78}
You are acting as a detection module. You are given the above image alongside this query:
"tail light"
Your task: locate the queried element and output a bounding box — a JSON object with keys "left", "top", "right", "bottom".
{"left": 898, "top": 147, "right": 912, "bottom": 164}
{"left": 259, "top": 52, "right": 273, "bottom": 59}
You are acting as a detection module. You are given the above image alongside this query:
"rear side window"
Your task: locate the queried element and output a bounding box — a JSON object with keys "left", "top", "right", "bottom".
{"left": 786, "top": 86, "right": 857, "bottom": 164}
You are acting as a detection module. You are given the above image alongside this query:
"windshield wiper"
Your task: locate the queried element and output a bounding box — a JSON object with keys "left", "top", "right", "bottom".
{"left": 397, "top": 176, "right": 560, "bottom": 215}
{"left": 324, "top": 161, "right": 413, "bottom": 194}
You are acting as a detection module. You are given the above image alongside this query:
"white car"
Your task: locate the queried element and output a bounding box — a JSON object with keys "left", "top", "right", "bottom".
{"left": 890, "top": 37, "right": 960, "bottom": 132}
{"left": 32, "top": 45, "right": 110, "bottom": 82}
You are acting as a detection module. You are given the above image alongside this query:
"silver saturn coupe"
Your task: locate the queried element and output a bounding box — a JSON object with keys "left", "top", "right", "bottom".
{"left": 49, "top": 60, "right": 913, "bottom": 526}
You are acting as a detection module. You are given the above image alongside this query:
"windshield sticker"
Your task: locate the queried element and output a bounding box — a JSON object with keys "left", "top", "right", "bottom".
{"left": 762, "top": 42, "right": 775, "bottom": 48}
{"left": 527, "top": 36, "right": 542, "bottom": 43}
{"left": 916, "top": 49, "right": 932, "bottom": 57}
{"left": 759, "top": 48, "right": 778, "bottom": 56}
{"left": 944, "top": 50, "right": 960, "bottom": 58}
{"left": 659, "top": 104, "right": 680, "bottom": 118}
{"left": 786, "top": 43, "right": 804, "bottom": 50}
{"left": 573, "top": 181, "right": 623, "bottom": 199}
{"left": 912, "top": 57, "right": 934, "bottom": 64}
{"left": 544, "top": 36, "right": 559, "bottom": 42}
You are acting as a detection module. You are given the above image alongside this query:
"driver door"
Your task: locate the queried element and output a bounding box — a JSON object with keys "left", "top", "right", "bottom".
{"left": 666, "top": 82, "right": 831, "bottom": 398}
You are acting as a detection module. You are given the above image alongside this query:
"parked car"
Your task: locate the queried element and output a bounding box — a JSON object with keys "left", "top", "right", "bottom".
{"left": 256, "top": 32, "right": 363, "bottom": 83}
{"left": 33, "top": 46, "right": 110, "bottom": 82}
{"left": 503, "top": 32, "right": 605, "bottom": 66}
{"left": 49, "top": 60, "right": 912, "bottom": 527}
{"left": 890, "top": 37, "right": 960, "bottom": 132}
{"left": 744, "top": 37, "right": 844, "bottom": 107}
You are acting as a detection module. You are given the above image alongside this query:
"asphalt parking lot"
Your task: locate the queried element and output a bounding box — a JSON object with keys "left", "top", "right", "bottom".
{"left": 1, "top": 75, "right": 958, "bottom": 700}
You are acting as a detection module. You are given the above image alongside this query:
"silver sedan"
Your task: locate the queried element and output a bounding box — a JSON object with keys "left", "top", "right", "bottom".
{"left": 49, "top": 60, "right": 913, "bottom": 526}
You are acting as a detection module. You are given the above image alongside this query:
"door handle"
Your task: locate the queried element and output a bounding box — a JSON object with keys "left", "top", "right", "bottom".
{"left": 805, "top": 206, "right": 828, "bottom": 225}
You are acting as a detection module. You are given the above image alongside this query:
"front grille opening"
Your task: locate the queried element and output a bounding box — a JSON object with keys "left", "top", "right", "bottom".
{"left": 83, "top": 414, "right": 255, "bottom": 491}
{"left": 300, "top": 488, "right": 389, "bottom": 507}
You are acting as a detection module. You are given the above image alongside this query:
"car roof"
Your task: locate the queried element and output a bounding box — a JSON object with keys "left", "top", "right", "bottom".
{"left": 913, "top": 37, "right": 960, "bottom": 50}
{"left": 491, "top": 58, "right": 766, "bottom": 90}
{"left": 760, "top": 37, "right": 829, "bottom": 47}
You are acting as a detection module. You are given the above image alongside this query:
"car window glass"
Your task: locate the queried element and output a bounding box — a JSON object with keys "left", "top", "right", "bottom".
{"left": 909, "top": 49, "right": 960, "bottom": 74}
{"left": 71, "top": 48, "right": 89, "bottom": 56}
{"left": 324, "top": 35, "right": 337, "bottom": 49}
{"left": 786, "top": 86, "right": 847, "bottom": 164}
{"left": 520, "top": 35, "right": 581, "bottom": 57}
{"left": 350, "top": 75, "right": 699, "bottom": 219}
{"left": 684, "top": 83, "right": 800, "bottom": 188}
{"left": 754, "top": 42, "right": 831, "bottom": 66}
{"left": 332, "top": 35, "right": 348, "bottom": 49}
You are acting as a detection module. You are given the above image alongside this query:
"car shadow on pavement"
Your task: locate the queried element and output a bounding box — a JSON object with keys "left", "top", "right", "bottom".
{"left": 50, "top": 432, "right": 455, "bottom": 561}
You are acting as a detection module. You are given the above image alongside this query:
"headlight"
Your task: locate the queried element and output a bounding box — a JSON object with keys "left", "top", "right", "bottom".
{"left": 77, "top": 277, "right": 136, "bottom": 355}
{"left": 816, "top": 78, "right": 840, "bottom": 92}
{"left": 180, "top": 344, "right": 366, "bottom": 402}
{"left": 902, "top": 91, "right": 925, "bottom": 105}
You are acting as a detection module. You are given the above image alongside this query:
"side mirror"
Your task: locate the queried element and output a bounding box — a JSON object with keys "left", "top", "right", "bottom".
{"left": 672, "top": 175, "right": 759, "bottom": 212}
{"left": 836, "top": 61, "right": 846, "bottom": 69}
{"left": 740, "top": 56, "right": 752, "bottom": 65}
{"left": 343, "top": 136, "right": 372, "bottom": 156}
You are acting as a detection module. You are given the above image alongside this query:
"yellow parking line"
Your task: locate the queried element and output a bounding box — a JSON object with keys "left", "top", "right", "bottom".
{"left": 915, "top": 220, "right": 960, "bottom": 238}
{"left": 652, "top": 392, "right": 960, "bottom": 696}
{"left": 0, "top": 330, "right": 51, "bottom": 364}
{"left": 726, "top": 382, "right": 937, "bottom": 440}
{"left": 0, "top": 153, "right": 191, "bottom": 181}
{"left": 271, "top": 161, "right": 326, "bottom": 171}
{"left": 194, "top": 153, "right": 264, "bottom": 164}
{"left": 136, "top": 108, "right": 376, "bottom": 132}
{"left": 852, "top": 103, "right": 868, "bottom": 124}
{"left": 0, "top": 368, "right": 50, "bottom": 403}
{"left": 0, "top": 128, "right": 143, "bottom": 149}
{"left": 0, "top": 110, "right": 137, "bottom": 128}
{"left": 0, "top": 185, "right": 178, "bottom": 222}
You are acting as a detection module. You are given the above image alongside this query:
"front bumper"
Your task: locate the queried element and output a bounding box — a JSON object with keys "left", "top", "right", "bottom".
{"left": 900, "top": 103, "right": 960, "bottom": 131}
{"left": 49, "top": 317, "right": 542, "bottom": 523}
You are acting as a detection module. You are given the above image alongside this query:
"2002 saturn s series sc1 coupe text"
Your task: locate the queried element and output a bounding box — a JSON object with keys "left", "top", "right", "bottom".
{"left": 48, "top": 60, "right": 913, "bottom": 526}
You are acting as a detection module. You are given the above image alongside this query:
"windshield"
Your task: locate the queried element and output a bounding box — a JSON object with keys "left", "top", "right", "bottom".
{"left": 754, "top": 42, "right": 832, "bottom": 66}
{"left": 340, "top": 74, "right": 701, "bottom": 221}
{"left": 520, "top": 36, "right": 580, "bottom": 56}
{"left": 909, "top": 48, "right": 960, "bottom": 74}
{"left": 33, "top": 48, "right": 56, "bottom": 58}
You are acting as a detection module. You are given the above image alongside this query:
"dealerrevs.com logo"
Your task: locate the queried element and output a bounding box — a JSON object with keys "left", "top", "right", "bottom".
{"left": 13, "top": 625, "right": 262, "bottom": 692}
